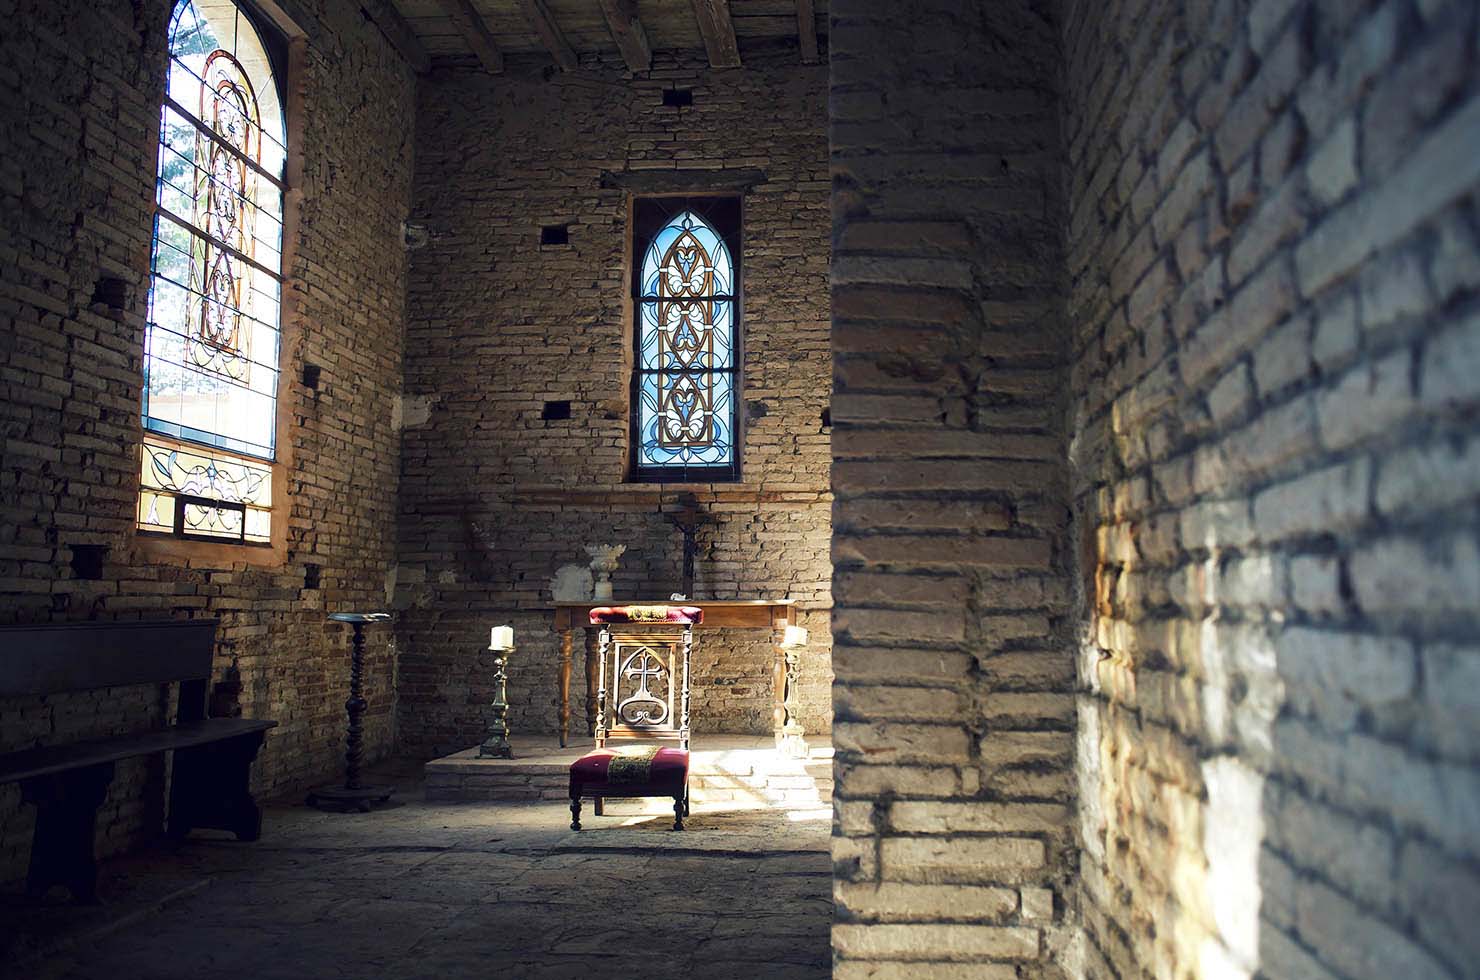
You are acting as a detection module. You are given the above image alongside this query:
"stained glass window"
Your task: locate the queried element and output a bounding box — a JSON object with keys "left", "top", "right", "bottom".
{"left": 140, "top": 0, "right": 286, "bottom": 544}
{"left": 632, "top": 198, "right": 742, "bottom": 482}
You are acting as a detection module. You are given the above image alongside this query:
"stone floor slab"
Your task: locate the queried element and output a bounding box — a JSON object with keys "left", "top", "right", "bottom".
{"left": 4, "top": 758, "right": 831, "bottom": 980}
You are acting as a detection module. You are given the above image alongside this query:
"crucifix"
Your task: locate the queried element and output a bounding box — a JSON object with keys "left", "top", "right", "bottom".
{"left": 663, "top": 492, "right": 711, "bottom": 598}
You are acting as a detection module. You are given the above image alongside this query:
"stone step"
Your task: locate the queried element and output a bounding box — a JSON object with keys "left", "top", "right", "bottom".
{"left": 424, "top": 739, "right": 835, "bottom": 805}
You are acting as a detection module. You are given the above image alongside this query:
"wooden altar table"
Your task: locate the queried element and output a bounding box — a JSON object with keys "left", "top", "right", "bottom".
{"left": 552, "top": 600, "right": 804, "bottom": 754}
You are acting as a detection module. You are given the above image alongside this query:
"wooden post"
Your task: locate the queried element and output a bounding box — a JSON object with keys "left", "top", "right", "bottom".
{"left": 559, "top": 629, "right": 574, "bottom": 747}
{"left": 585, "top": 627, "right": 602, "bottom": 738}
{"left": 595, "top": 628, "right": 610, "bottom": 745}
{"left": 772, "top": 627, "right": 787, "bottom": 751}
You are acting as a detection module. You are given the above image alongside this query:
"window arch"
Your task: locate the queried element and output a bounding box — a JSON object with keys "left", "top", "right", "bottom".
{"left": 631, "top": 197, "right": 742, "bottom": 482}
{"left": 138, "top": 0, "right": 287, "bottom": 544}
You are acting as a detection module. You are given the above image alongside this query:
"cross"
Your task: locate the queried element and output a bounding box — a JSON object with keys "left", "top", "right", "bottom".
{"left": 663, "top": 492, "right": 711, "bottom": 597}
{"left": 623, "top": 650, "right": 666, "bottom": 695}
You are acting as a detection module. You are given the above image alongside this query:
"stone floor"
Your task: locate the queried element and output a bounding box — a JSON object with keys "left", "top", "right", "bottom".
{"left": 3, "top": 758, "right": 832, "bottom": 980}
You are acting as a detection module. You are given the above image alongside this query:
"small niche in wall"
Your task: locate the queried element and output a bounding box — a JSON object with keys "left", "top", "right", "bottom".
{"left": 69, "top": 544, "right": 106, "bottom": 581}
{"left": 302, "top": 363, "right": 322, "bottom": 390}
{"left": 820, "top": 407, "right": 832, "bottom": 428}
{"left": 90, "top": 277, "right": 129, "bottom": 311}
{"left": 542, "top": 400, "right": 573, "bottom": 421}
{"left": 663, "top": 88, "right": 693, "bottom": 107}
{"left": 541, "top": 225, "right": 570, "bottom": 246}
{"left": 303, "top": 563, "right": 321, "bottom": 591}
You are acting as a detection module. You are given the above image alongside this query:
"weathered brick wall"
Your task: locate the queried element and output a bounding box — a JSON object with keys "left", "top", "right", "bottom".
{"left": 0, "top": 0, "right": 415, "bottom": 884}
{"left": 1064, "top": 0, "right": 1480, "bottom": 976}
{"left": 830, "top": 1, "right": 1077, "bottom": 975}
{"left": 396, "top": 50, "right": 832, "bottom": 756}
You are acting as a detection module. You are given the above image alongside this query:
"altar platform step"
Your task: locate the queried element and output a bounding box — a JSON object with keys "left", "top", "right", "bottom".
{"left": 424, "top": 735, "right": 833, "bottom": 813}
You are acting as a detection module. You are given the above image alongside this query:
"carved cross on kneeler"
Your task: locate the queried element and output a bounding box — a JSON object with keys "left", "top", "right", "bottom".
{"left": 663, "top": 492, "right": 711, "bottom": 597}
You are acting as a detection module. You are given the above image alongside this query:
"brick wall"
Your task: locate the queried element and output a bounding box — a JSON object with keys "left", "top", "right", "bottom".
{"left": 1064, "top": 0, "right": 1480, "bottom": 976}
{"left": 395, "top": 50, "right": 832, "bottom": 756}
{"left": 830, "top": 1, "right": 1078, "bottom": 976}
{"left": 0, "top": 0, "right": 415, "bottom": 884}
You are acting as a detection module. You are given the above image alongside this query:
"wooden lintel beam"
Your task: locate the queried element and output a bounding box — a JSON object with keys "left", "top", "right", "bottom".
{"left": 689, "top": 0, "right": 741, "bottom": 69}
{"left": 516, "top": 0, "right": 579, "bottom": 71}
{"left": 437, "top": 0, "right": 504, "bottom": 74}
{"left": 598, "top": 0, "right": 652, "bottom": 73}
{"left": 796, "top": 0, "right": 819, "bottom": 64}
{"left": 362, "top": 0, "right": 430, "bottom": 74}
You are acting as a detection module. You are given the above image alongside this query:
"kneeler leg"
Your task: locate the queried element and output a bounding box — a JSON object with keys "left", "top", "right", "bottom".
{"left": 672, "top": 794, "right": 684, "bottom": 831}
{"left": 570, "top": 797, "right": 582, "bottom": 831}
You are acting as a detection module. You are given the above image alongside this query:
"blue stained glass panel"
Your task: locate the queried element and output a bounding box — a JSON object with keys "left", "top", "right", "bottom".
{"left": 638, "top": 371, "right": 734, "bottom": 467}
{"left": 640, "top": 212, "right": 733, "bottom": 299}
{"left": 633, "top": 205, "right": 739, "bottom": 476}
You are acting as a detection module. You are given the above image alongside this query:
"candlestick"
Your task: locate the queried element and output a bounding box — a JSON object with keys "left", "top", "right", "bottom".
{"left": 479, "top": 632, "right": 515, "bottom": 759}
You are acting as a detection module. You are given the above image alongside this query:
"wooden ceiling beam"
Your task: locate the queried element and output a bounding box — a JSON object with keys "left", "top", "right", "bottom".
{"left": 598, "top": 0, "right": 652, "bottom": 73}
{"left": 689, "top": 0, "right": 741, "bottom": 69}
{"left": 436, "top": 0, "right": 504, "bottom": 74}
{"left": 796, "top": 0, "right": 819, "bottom": 64}
{"left": 516, "top": 0, "right": 580, "bottom": 71}
{"left": 362, "top": 0, "right": 430, "bottom": 73}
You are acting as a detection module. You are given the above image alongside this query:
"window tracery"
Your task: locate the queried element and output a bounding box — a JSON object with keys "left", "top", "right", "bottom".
{"left": 140, "top": 0, "right": 285, "bottom": 543}
{"left": 632, "top": 199, "right": 741, "bottom": 481}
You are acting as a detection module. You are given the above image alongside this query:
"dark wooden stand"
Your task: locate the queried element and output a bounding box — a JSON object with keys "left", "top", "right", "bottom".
{"left": 307, "top": 613, "right": 394, "bottom": 813}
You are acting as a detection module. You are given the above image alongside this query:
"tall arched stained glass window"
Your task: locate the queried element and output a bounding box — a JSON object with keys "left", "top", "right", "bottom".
{"left": 139, "top": 0, "right": 287, "bottom": 544}
{"left": 632, "top": 197, "right": 742, "bottom": 482}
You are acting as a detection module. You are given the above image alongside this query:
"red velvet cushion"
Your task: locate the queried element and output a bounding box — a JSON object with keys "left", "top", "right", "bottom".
{"left": 569, "top": 746, "right": 689, "bottom": 794}
{"left": 589, "top": 605, "right": 704, "bottom": 625}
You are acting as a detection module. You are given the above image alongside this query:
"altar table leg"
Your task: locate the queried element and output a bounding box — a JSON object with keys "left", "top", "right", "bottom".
{"left": 772, "top": 635, "right": 786, "bottom": 751}
{"left": 559, "top": 629, "right": 573, "bottom": 748}
{"left": 773, "top": 628, "right": 807, "bottom": 759}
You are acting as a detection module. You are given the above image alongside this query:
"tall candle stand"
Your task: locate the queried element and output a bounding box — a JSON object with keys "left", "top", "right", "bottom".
{"left": 308, "top": 612, "right": 395, "bottom": 812}
{"left": 479, "top": 633, "right": 515, "bottom": 759}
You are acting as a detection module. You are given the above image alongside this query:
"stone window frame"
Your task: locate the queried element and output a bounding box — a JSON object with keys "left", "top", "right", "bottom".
{"left": 626, "top": 192, "right": 746, "bottom": 485}
{"left": 134, "top": 0, "right": 308, "bottom": 570}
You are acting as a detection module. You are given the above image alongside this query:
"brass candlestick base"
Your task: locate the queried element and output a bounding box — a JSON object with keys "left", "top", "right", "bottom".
{"left": 479, "top": 644, "right": 514, "bottom": 759}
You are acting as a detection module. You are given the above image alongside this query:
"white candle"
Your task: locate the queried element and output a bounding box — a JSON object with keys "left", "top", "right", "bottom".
{"left": 490, "top": 625, "right": 514, "bottom": 650}
{"left": 780, "top": 625, "right": 809, "bottom": 649}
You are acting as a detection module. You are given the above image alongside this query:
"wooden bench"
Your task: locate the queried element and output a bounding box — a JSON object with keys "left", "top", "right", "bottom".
{"left": 0, "top": 618, "right": 276, "bottom": 903}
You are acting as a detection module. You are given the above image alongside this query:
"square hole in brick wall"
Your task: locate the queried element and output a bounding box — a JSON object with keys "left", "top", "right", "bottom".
{"left": 663, "top": 88, "right": 693, "bottom": 107}
{"left": 542, "top": 400, "right": 572, "bottom": 420}
{"left": 302, "top": 363, "right": 322, "bottom": 389}
{"left": 541, "top": 225, "right": 569, "bottom": 245}
{"left": 69, "top": 544, "right": 106, "bottom": 581}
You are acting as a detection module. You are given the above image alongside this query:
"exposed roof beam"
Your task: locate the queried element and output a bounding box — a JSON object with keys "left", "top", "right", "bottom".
{"left": 598, "top": 0, "right": 652, "bottom": 73}
{"left": 689, "top": 0, "right": 741, "bottom": 69}
{"left": 436, "top": 0, "right": 504, "bottom": 74}
{"left": 796, "top": 0, "right": 819, "bottom": 64}
{"left": 362, "top": 0, "right": 430, "bottom": 73}
{"left": 516, "top": 0, "right": 580, "bottom": 71}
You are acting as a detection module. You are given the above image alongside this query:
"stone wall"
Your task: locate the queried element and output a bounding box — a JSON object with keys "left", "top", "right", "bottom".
{"left": 395, "top": 49, "right": 832, "bottom": 756}
{"left": 829, "top": 1, "right": 1078, "bottom": 976}
{"left": 1064, "top": 0, "right": 1480, "bottom": 976}
{"left": 0, "top": 0, "right": 415, "bottom": 884}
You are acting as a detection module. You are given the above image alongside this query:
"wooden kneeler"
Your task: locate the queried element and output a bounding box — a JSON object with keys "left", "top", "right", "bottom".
{"left": 569, "top": 606, "right": 699, "bottom": 831}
